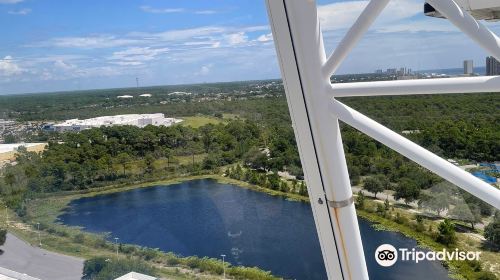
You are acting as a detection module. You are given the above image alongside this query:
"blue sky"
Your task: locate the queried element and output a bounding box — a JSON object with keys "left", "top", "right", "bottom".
{"left": 0, "top": 0, "right": 499, "bottom": 95}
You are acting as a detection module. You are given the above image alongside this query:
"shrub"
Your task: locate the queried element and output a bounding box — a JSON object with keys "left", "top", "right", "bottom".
{"left": 355, "top": 190, "right": 365, "bottom": 209}
{"left": 484, "top": 212, "right": 500, "bottom": 247}
{"left": 394, "top": 212, "right": 408, "bottom": 225}
{"left": 436, "top": 219, "right": 456, "bottom": 246}
{"left": 0, "top": 228, "right": 6, "bottom": 246}
{"left": 73, "top": 233, "right": 85, "bottom": 243}
{"left": 82, "top": 257, "right": 156, "bottom": 280}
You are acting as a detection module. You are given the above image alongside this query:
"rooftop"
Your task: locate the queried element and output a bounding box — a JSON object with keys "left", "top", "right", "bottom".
{"left": 114, "top": 272, "right": 158, "bottom": 280}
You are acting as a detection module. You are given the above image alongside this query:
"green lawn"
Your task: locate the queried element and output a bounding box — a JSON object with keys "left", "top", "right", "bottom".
{"left": 179, "top": 116, "right": 224, "bottom": 128}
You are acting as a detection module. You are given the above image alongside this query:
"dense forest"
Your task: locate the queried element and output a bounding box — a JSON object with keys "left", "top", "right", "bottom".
{"left": 0, "top": 83, "right": 498, "bottom": 227}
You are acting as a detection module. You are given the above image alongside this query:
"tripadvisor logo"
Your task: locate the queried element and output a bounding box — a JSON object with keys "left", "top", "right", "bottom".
{"left": 375, "top": 244, "right": 481, "bottom": 267}
{"left": 375, "top": 244, "right": 398, "bottom": 267}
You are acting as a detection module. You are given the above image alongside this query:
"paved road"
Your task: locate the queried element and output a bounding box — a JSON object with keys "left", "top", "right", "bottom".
{"left": 0, "top": 233, "right": 83, "bottom": 280}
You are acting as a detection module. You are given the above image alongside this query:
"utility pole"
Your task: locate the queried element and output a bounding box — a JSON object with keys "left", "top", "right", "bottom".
{"left": 5, "top": 206, "right": 8, "bottom": 228}
{"left": 114, "top": 237, "right": 119, "bottom": 257}
{"left": 36, "top": 222, "right": 42, "bottom": 246}
{"left": 220, "top": 254, "right": 226, "bottom": 279}
{"left": 136, "top": 77, "right": 139, "bottom": 88}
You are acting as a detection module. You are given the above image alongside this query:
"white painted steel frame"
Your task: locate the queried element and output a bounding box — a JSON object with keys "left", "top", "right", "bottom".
{"left": 266, "top": 1, "right": 365, "bottom": 279}
{"left": 330, "top": 76, "right": 500, "bottom": 97}
{"left": 266, "top": 0, "right": 500, "bottom": 279}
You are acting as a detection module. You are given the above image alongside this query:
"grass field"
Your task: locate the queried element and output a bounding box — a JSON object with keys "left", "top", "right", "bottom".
{"left": 179, "top": 116, "right": 225, "bottom": 128}
{"left": 178, "top": 114, "right": 242, "bottom": 128}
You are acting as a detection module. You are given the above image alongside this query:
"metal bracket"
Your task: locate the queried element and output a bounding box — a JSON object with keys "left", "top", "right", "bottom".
{"left": 327, "top": 197, "right": 354, "bottom": 209}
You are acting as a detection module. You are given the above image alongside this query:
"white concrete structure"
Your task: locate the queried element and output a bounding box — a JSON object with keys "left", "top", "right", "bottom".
{"left": 463, "top": 60, "right": 474, "bottom": 74}
{"left": 117, "top": 95, "right": 134, "bottom": 99}
{"left": 52, "top": 114, "right": 182, "bottom": 132}
{"left": 114, "top": 272, "right": 158, "bottom": 280}
{"left": 139, "top": 94, "right": 152, "bottom": 97}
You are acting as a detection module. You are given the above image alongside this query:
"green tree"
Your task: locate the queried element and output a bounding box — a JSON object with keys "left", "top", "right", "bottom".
{"left": 394, "top": 179, "right": 420, "bottom": 205}
{"left": 280, "top": 181, "right": 288, "bottom": 193}
{"left": 3, "top": 134, "right": 17, "bottom": 144}
{"left": 163, "top": 148, "right": 172, "bottom": 168}
{"left": 116, "top": 153, "right": 131, "bottom": 176}
{"left": 484, "top": 211, "right": 500, "bottom": 246}
{"left": 363, "top": 177, "right": 384, "bottom": 199}
{"left": 82, "top": 257, "right": 156, "bottom": 280}
{"left": 437, "top": 219, "right": 456, "bottom": 246}
{"left": 243, "top": 147, "right": 268, "bottom": 171}
{"left": 422, "top": 192, "right": 450, "bottom": 216}
{"left": 3, "top": 172, "right": 16, "bottom": 187}
{"left": 356, "top": 190, "right": 365, "bottom": 209}
{"left": 144, "top": 154, "right": 155, "bottom": 174}
{"left": 298, "top": 181, "right": 308, "bottom": 196}
{"left": 451, "top": 204, "right": 482, "bottom": 229}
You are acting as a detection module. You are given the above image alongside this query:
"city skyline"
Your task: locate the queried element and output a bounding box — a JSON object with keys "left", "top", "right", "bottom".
{"left": 1, "top": 0, "right": 499, "bottom": 95}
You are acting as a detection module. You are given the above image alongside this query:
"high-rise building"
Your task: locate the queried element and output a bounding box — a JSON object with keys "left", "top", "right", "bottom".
{"left": 463, "top": 60, "right": 473, "bottom": 75}
{"left": 386, "top": 68, "right": 397, "bottom": 74}
{"left": 486, "top": 56, "right": 500, "bottom": 75}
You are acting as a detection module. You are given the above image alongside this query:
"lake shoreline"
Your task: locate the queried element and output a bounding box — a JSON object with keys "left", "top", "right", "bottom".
{"left": 18, "top": 175, "right": 497, "bottom": 279}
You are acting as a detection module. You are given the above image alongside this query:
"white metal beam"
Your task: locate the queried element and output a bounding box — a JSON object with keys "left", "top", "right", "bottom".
{"left": 427, "top": 0, "right": 500, "bottom": 61}
{"left": 330, "top": 99, "right": 500, "bottom": 209}
{"left": 267, "top": 1, "right": 368, "bottom": 279}
{"left": 322, "top": 0, "right": 390, "bottom": 78}
{"left": 330, "top": 76, "right": 500, "bottom": 97}
{"left": 266, "top": 1, "right": 346, "bottom": 279}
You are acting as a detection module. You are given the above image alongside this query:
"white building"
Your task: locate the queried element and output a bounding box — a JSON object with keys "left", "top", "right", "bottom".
{"left": 117, "top": 95, "right": 134, "bottom": 99}
{"left": 139, "top": 94, "right": 152, "bottom": 97}
{"left": 114, "top": 272, "right": 158, "bottom": 280}
{"left": 463, "top": 59, "right": 474, "bottom": 74}
{"left": 51, "top": 114, "right": 182, "bottom": 132}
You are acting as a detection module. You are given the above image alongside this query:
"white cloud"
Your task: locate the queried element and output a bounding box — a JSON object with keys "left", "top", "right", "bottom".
{"left": 318, "top": 0, "right": 425, "bottom": 32}
{"left": 140, "top": 6, "right": 218, "bottom": 15}
{"left": 111, "top": 61, "right": 144, "bottom": 66}
{"left": 29, "top": 24, "right": 268, "bottom": 51}
{"left": 140, "top": 6, "right": 184, "bottom": 14}
{"left": 194, "top": 63, "right": 213, "bottom": 76}
{"left": 0, "top": 56, "right": 23, "bottom": 76}
{"left": 224, "top": 32, "right": 248, "bottom": 45}
{"left": 257, "top": 33, "right": 273, "bottom": 42}
{"left": 195, "top": 10, "right": 217, "bottom": 15}
{"left": 34, "top": 35, "right": 141, "bottom": 49}
{"left": 109, "top": 47, "right": 169, "bottom": 65}
{"left": 74, "top": 66, "right": 122, "bottom": 78}
{"left": 376, "top": 20, "right": 456, "bottom": 33}
{"left": 8, "top": 8, "right": 30, "bottom": 15}
{"left": 154, "top": 26, "right": 227, "bottom": 41}
{"left": 0, "top": 0, "right": 23, "bottom": 4}
{"left": 54, "top": 60, "right": 76, "bottom": 70}
{"left": 199, "top": 64, "right": 212, "bottom": 75}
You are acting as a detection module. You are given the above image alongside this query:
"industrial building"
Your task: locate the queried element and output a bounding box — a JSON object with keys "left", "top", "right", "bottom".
{"left": 49, "top": 114, "right": 182, "bottom": 132}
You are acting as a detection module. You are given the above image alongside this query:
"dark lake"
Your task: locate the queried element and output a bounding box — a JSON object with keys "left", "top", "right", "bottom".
{"left": 58, "top": 179, "right": 449, "bottom": 280}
